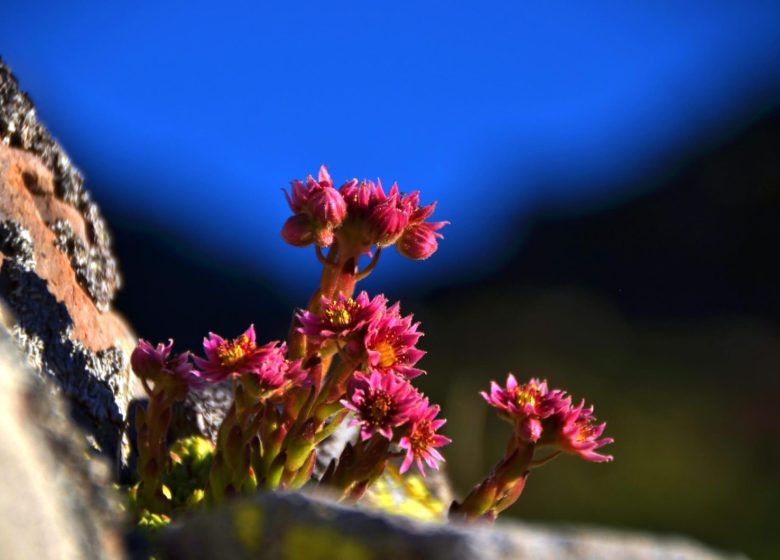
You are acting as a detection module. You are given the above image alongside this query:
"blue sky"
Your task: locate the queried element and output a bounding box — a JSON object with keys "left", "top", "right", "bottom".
{"left": 3, "top": 1, "right": 780, "bottom": 295}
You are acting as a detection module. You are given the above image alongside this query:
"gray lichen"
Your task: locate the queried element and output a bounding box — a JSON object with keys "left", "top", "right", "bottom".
{"left": 0, "top": 219, "right": 36, "bottom": 271}
{"left": 1, "top": 239, "right": 128, "bottom": 455}
{"left": 51, "top": 219, "right": 110, "bottom": 311}
{"left": 0, "top": 58, "right": 120, "bottom": 310}
{"left": 1, "top": 58, "right": 131, "bottom": 463}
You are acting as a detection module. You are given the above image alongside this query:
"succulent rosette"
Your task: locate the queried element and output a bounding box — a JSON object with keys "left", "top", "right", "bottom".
{"left": 398, "top": 401, "right": 451, "bottom": 476}
{"left": 341, "top": 370, "right": 421, "bottom": 441}
{"left": 363, "top": 302, "right": 426, "bottom": 379}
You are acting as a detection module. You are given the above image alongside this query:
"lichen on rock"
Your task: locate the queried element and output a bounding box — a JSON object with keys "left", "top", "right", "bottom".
{"left": 0, "top": 58, "right": 136, "bottom": 467}
{"left": 0, "top": 59, "right": 120, "bottom": 309}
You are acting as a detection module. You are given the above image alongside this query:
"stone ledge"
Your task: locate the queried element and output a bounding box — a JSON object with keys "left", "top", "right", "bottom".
{"left": 159, "top": 491, "right": 744, "bottom": 560}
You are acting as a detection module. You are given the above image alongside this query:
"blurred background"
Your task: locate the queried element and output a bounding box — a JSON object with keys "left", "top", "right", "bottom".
{"left": 2, "top": 2, "right": 779, "bottom": 558}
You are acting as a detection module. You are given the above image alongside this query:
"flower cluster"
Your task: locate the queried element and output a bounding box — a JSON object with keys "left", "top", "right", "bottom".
{"left": 482, "top": 374, "right": 613, "bottom": 462}
{"left": 282, "top": 165, "right": 447, "bottom": 261}
{"left": 127, "top": 166, "right": 611, "bottom": 527}
{"left": 130, "top": 340, "right": 201, "bottom": 511}
{"left": 298, "top": 291, "right": 449, "bottom": 478}
{"left": 450, "top": 374, "right": 613, "bottom": 522}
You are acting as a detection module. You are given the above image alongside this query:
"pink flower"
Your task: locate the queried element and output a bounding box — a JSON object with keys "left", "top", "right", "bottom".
{"left": 399, "top": 401, "right": 451, "bottom": 476}
{"left": 131, "top": 339, "right": 171, "bottom": 381}
{"left": 341, "top": 370, "right": 420, "bottom": 441}
{"left": 481, "top": 374, "right": 567, "bottom": 443}
{"left": 364, "top": 302, "right": 426, "bottom": 379}
{"left": 193, "top": 325, "right": 274, "bottom": 383}
{"left": 243, "top": 340, "right": 289, "bottom": 392}
{"left": 548, "top": 400, "right": 614, "bottom": 463}
{"left": 131, "top": 339, "right": 201, "bottom": 387}
{"left": 284, "top": 358, "right": 313, "bottom": 389}
{"left": 297, "top": 291, "right": 387, "bottom": 342}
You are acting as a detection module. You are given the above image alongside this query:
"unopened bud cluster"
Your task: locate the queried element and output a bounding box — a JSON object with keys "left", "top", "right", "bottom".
{"left": 282, "top": 166, "right": 447, "bottom": 260}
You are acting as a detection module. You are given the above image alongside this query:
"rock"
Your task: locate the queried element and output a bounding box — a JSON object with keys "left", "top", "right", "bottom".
{"left": 0, "top": 58, "right": 137, "bottom": 466}
{"left": 159, "top": 492, "right": 744, "bottom": 560}
{"left": 171, "top": 381, "right": 234, "bottom": 444}
{"left": 0, "top": 321, "right": 124, "bottom": 559}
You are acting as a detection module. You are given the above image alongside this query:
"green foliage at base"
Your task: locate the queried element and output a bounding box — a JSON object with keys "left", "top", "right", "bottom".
{"left": 362, "top": 465, "right": 446, "bottom": 522}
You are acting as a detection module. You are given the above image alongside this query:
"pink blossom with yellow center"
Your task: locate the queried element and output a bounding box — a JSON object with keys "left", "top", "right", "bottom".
{"left": 481, "top": 374, "right": 569, "bottom": 443}
{"left": 548, "top": 400, "right": 614, "bottom": 463}
{"left": 194, "top": 325, "right": 281, "bottom": 383}
{"left": 398, "top": 401, "right": 451, "bottom": 477}
{"left": 297, "top": 291, "right": 388, "bottom": 342}
{"left": 341, "top": 370, "right": 421, "bottom": 441}
{"left": 364, "top": 302, "right": 426, "bottom": 379}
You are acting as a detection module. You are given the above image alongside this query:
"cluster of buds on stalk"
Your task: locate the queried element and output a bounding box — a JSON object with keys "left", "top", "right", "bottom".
{"left": 128, "top": 166, "right": 612, "bottom": 526}
{"left": 449, "top": 375, "right": 613, "bottom": 522}
{"left": 130, "top": 340, "right": 202, "bottom": 512}
{"left": 282, "top": 167, "right": 448, "bottom": 295}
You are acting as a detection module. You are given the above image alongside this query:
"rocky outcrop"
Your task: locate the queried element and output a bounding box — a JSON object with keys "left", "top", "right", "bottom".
{"left": 0, "top": 59, "right": 136, "bottom": 465}
{"left": 0, "top": 323, "right": 124, "bottom": 559}
{"left": 159, "top": 491, "right": 744, "bottom": 560}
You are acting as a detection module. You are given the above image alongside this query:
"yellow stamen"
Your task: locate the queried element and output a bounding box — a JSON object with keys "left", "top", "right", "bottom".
{"left": 324, "top": 297, "right": 358, "bottom": 328}
{"left": 370, "top": 392, "right": 392, "bottom": 422}
{"left": 374, "top": 341, "right": 397, "bottom": 368}
{"left": 516, "top": 390, "right": 536, "bottom": 408}
{"left": 217, "top": 335, "right": 254, "bottom": 368}
{"left": 576, "top": 422, "right": 594, "bottom": 443}
{"left": 411, "top": 420, "right": 433, "bottom": 451}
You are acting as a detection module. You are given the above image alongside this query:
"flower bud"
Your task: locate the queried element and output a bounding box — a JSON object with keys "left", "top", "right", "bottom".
{"left": 397, "top": 222, "right": 443, "bottom": 260}
{"left": 281, "top": 214, "right": 315, "bottom": 247}
{"left": 368, "top": 196, "right": 409, "bottom": 247}
{"left": 131, "top": 339, "right": 171, "bottom": 382}
{"left": 339, "top": 179, "right": 372, "bottom": 215}
{"left": 283, "top": 179, "right": 309, "bottom": 212}
{"left": 306, "top": 186, "right": 347, "bottom": 228}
